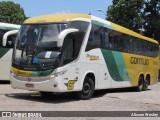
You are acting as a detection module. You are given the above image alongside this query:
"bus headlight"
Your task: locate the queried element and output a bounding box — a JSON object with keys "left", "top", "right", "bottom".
{"left": 10, "top": 70, "right": 16, "bottom": 77}
{"left": 49, "top": 70, "right": 67, "bottom": 78}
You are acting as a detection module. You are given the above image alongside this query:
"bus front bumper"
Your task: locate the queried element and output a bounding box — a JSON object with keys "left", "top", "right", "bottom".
{"left": 10, "top": 75, "right": 65, "bottom": 92}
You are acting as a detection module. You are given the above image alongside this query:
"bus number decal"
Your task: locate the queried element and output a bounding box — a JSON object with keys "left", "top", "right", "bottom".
{"left": 65, "top": 80, "right": 77, "bottom": 90}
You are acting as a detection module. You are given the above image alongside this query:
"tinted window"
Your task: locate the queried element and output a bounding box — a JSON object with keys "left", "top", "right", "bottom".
{"left": 62, "top": 32, "right": 85, "bottom": 65}
{"left": 85, "top": 23, "right": 159, "bottom": 57}
{"left": 101, "top": 28, "right": 110, "bottom": 49}
{"left": 86, "top": 24, "right": 102, "bottom": 51}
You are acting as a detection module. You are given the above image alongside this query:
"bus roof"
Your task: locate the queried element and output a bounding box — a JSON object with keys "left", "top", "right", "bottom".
{"left": 24, "top": 14, "right": 91, "bottom": 24}
{"left": 24, "top": 13, "right": 158, "bottom": 44}
{"left": 0, "top": 22, "right": 20, "bottom": 30}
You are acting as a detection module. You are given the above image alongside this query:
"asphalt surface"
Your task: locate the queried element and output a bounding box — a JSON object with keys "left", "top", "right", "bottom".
{"left": 0, "top": 82, "right": 160, "bottom": 119}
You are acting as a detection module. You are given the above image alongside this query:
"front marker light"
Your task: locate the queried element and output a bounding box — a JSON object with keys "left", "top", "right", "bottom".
{"left": 50, "top": 74, "right": 56, "bottom": 78}
{"left": 49, "top": 70, "right": 67, "bottom": 78}
{"left": 10, "top": 70, "right": 16, "bottom": 77}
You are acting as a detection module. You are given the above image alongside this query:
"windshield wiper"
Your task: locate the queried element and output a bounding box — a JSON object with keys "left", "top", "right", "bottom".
{"left": 31, "top": 27, "right": 42, "bottom": 63}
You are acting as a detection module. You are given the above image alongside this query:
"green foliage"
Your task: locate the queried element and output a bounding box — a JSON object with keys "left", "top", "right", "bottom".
{"left": 143, "top": 0, "right": 160, "bottom": 41}
{"left": 107, "top": 0, "right": 145, "bottom": 32}
{"left": 0, "top": 1, "right": 26, "bottom": 24}
{"left": 107, "top": 0, "right": 160, "bottom": 41}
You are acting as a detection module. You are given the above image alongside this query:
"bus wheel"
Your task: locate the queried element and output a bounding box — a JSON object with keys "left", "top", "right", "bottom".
{"left": 143, "top": 77, "right": 150, "bottom": 91}
{"left": 136, "top": 76, "right": 144, "bottom": 92}
{"left": 39, "top": 91, "right": 53, "bottom": 96}
{"left": 77, "top": 77, "right": 94, "bottom": 100}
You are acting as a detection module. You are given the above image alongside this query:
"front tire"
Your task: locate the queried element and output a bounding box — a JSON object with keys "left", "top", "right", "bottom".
{"left": 77, "top": 77, "right": 94, "bottom": 100}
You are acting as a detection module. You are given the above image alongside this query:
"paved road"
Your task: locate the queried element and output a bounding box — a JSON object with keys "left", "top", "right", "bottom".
{"left": 0, "top": 82, "right": 160, "bottom": 111}
{"left": 0, "top": 82, "right": 160, "bottom": 119}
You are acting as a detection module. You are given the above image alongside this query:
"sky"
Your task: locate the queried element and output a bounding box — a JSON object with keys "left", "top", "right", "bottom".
{"left": 8, "top": 0, "right": 113, "bottom": 19}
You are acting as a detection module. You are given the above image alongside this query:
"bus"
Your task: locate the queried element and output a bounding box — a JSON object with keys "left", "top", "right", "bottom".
{"left": 0, "top": 22, "right": 20, "bottom": 80}
{"left": 10, "top": 14, "right": 159, "bottom": 99}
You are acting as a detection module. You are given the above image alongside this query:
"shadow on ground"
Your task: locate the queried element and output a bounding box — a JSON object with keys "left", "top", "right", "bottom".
{"left": 5, "top": 87, "right": 151, "bottom": 104}
{"left": 5, "top": 92, "right": 78, "bottom": 104}
{"left": 93, "top": 87, "right": 151, "bottom": 98}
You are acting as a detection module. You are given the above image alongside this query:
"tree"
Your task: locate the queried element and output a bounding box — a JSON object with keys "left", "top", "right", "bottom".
{"left": 107, "top": 0, "right": 160, "bottom": 41}
{"left": 143, "top": 0, "right": 160, "bottom": 41}
{"left": 107, "top": 0, "right": 145, "bottom": 32}
{"left": 0, "top": 1, "right": 26, "bottom": 24}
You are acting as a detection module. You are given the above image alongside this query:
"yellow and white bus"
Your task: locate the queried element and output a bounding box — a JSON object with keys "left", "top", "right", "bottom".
{"left": 0, "top": 22, "right": 20, "bottom": 80}
{"left": 10, "top": 14, "right": 159, "bottom": 99}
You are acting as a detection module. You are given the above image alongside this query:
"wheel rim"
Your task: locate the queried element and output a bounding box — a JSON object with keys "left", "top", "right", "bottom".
{"left": 145, "top": 80, "right": 149, "bottom": 88}
{"left": 82, "top": 83, "right": 91, "bottom": 95}
{"left": 139, "top": 77, "right": 143, "bottom": 90}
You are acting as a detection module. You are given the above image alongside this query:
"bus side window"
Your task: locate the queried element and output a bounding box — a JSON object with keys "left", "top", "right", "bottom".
{"left": 147, "top": 42, "right": 151, "bottom": 57}
{"left": 129, "top": 36, "right": 134, "bottom": 53}
{"left": 118, "top": 35, "right": 124, "bottom": 52}
{"left": 109, "top": 30, "right": 119, "bottom": 51}
{"left": 153, "top": 44, "right": 159, "bottom": 57}
{"left": 142, "top": 40, "right": 147, "bottom": 56}
{"left": 122, "top": 35, "right": 130, "bottom": 53}
{"left": 134, "top": 38, "right": 139, "bottom": 54}
{"left": 109, "top": 31, "right": 127, "bottom": 52}
{"left": 156, "top": 44, "right": 159, "bottom": 57}
{"left": 63, "top": 32, "right": 85, "bottom": 65}
{"left": 101, "top": 28, "right": 110, "bottom": 49}
{"left": 63, "top": 34, "right": 74, "bottom": 64}
{"left": 73, "top": 32, "right": 85, "bottom": 58}
{"left": 146, "top": 41, "right": 149, "bottom": 56}
{"left": 148, "top": 43, "right": 153, "bottom": 57}
{"left": 138, "top": 40, "right": 143, "bottom": 55}
{"left": 113, "top": 36, "right": 118, "bottom": 51}
{"left": 86, "top": 24, "right": 101, "bottom": 51}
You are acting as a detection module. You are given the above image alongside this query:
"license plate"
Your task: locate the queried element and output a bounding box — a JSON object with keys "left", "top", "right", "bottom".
{"left": 25, "top": 83, "right": 34, "bottom": 88}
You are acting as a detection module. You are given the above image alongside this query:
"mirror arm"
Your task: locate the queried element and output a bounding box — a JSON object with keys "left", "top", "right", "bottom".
{"left": 57, "top": 28, "right": 79, "bottom": 47}
{"left": 2, "top": 30, "right": 19, "bottom": 47}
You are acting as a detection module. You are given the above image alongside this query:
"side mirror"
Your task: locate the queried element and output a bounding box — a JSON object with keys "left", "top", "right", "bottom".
{"left": 57, "top": 28, "right": 79, "bottom": 47}
{"left": 2, "top": 30, "right": 19, "bottom": 47}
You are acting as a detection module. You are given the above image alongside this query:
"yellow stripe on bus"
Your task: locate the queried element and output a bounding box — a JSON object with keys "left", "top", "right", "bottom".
{"left": 12, "top": 67, "right": 32, "bottom": 76}
{"left": 24, "top": 14, "right": 91, "bottom": 24}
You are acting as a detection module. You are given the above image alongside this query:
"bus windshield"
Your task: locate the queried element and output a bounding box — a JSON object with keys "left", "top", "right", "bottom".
{"left": 13, "top": 21, "right": 89, "bottom": 71}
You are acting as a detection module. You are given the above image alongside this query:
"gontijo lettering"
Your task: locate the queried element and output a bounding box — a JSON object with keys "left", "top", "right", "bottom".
{"left": 130, "top": 57, "right": 149, "bottom": 65}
